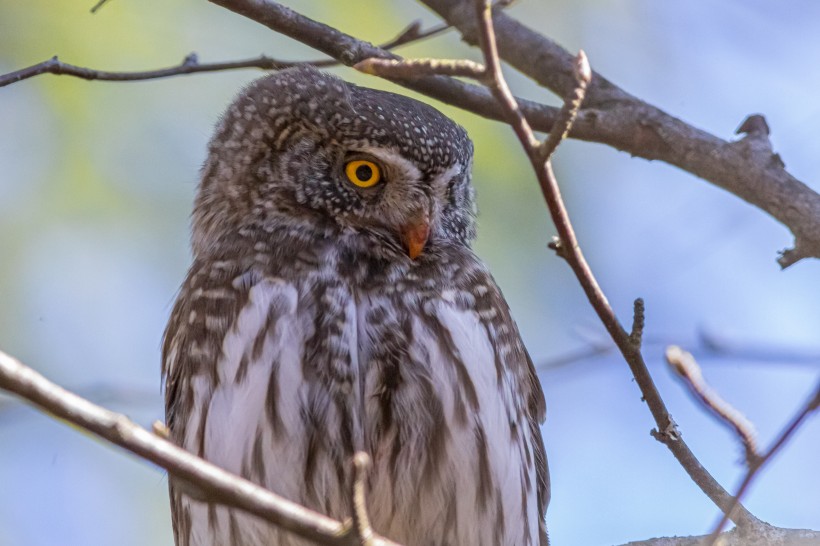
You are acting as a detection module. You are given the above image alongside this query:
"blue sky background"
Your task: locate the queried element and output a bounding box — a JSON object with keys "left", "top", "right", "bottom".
{"left": 1, "top": 1, "right": 818, "bottom": 545}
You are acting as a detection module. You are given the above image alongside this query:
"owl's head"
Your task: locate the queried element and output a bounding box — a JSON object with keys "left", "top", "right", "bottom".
{"left": 192, "top": 67, "right": 476, "bottom": 261}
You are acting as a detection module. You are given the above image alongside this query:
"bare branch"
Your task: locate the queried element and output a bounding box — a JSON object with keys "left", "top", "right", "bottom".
{"left": 0, "top": 54, "right": 299, "bottom": 88}
{"left": 614, "top": 525, "right": 820, "bottom": 546}
{"left": 418, "top": 0, "right": 820, "bottom": 266}
{"left": 705, "top": 380, "right": 820, "bottom": 545}
{"left": 355, "top": 58, "right": 486, "bottom": 79}
{"left": 89, "top": 0, "right": 113, "bottom": 13}
{"left": 538, "top": 50, "right": 591, "bottom": 162}
{"left": 349, "top": 452, "right": 375, "bottom": 546}
{"left": 664, "top": 350, "right": 820, "bottom": 541}
{"left": 471, "top": 0, "right": 538, "bottom": 152}
{"left": 0, "top": 19, "right": 448, "bottom": 88}
{"left": 0, "top": 349, "right": 402, "bottom": 546}
{"left": 629, "top": 298, "right": 646, "bottom": 349}
{"left": 462, "top": 0, "right": 761, "bottom": 529}
{"left": 6, "top": 0, "right": 819, "bottom": 264}
{"left": 378, "top": 20, "right": 452, "bottom": 50}
{"left": 536, "top": 329, "right": 820, "bottom": 372}
{"left": 666, "top": 346, "right": 759, "bottom": 464}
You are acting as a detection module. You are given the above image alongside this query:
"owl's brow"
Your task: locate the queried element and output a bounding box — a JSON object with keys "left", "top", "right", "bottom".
{"left": 351, "top": 146, "right": 422, "bottom": 181}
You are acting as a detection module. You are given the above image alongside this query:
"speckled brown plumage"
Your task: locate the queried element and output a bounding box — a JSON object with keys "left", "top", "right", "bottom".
{"left": 163, "top": 66, "right": 549, "bottom": 546}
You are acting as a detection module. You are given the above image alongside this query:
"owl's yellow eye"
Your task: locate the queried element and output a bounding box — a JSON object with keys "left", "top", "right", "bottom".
{"left": 345, "top": 159, "right": 381, "bottom": 188}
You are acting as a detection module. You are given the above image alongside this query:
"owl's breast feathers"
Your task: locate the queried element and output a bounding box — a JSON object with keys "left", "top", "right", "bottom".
{"left": 163, "top": 234, "right": 548, "bottom": 546}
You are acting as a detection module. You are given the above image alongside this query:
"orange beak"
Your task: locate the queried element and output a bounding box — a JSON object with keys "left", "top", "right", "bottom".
{"left": 401, "top": 215, "right": 430, "bottom": 260}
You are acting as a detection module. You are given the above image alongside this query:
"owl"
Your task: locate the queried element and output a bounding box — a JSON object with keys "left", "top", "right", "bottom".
{"left": 162, "top": 66, "right": 549, "bottom": 546}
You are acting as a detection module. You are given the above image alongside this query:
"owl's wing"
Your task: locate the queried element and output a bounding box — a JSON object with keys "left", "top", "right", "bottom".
{"left": 525, "top": 346, "right": 551, "bottom": 545}
{"left": 464, "top": 266, "right": 550, "bottom": 544}
{"left": 161, "top": 259, "right": 237, "bottom": 539}
{"left": 162, "top": 260, "right": 247, "bottom": 437}
{"left": 162, "top": 256, "right": 370, "bottom": 545}
{"left": 361, "top": 256, "right": 550, "bottom": 545}
{"left": 163, "top": 261, "right": 309, "bottom": 546}
{"left": 162, "top": 260, "right": 318, "bottom": 462}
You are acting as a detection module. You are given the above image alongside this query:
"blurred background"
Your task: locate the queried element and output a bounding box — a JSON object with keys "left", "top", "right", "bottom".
{"left": 1, "top": 1, "right": 819, "bottom": 545}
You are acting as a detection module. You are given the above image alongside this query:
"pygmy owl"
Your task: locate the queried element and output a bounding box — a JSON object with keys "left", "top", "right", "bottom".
{"left": 163, "top": 67, "right": 549, "bottom": 546}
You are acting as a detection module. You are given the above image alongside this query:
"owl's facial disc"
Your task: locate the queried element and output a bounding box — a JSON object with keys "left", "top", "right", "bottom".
{"left": 341, "top": 146, "right": 435, "bottom": 259}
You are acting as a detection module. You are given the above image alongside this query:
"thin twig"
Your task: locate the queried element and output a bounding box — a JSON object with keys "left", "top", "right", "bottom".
{"left": 666, "top": 346, "right": 759, "bottom": 465}
{"left": 0, "top": 54, "right": 298, "bottom": 88}
{"left": 705, "top": 380, "right": 820, "bottom": 545}
{"left": 90, "top": 0, "right": 108, "bottom": 13}
{"left": 152, "top": 420, "right": 171, "bottom": 439}
{"left": 89, "top": 0, "right": 113, "bottom": 13}
{"left": 536, "top": 329, "right": 820, "bottom": 372}
{"left": 348, "top": 452, "right": 375, "bottom": 545}
{"left": 0, "top": 20, "right": 450, "bottom": 89}
{"left": 0, "top": 349, "right": 401, "bottom": 546}
{"left": 355, "top": 58, "right": 486, "bottom": 79}
{"left": 378, "top": 20, "right": 452, "bottom": 50}
{"left": 538, "top": 50, "right": 591, "bottom": 162}
{"left": 629, "top": 298, "right": 646, "bottom": 349}
{"left": 471, "top": 1, "right": 539, "bottom": 151}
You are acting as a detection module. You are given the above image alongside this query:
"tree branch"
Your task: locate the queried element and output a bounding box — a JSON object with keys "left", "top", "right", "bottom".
{"left": 666, "top": 346, "right": 759, "bottom": 465}
{"left": 349, "top": 453, "right": 375, "bottom": 546}
{"left": 0, "top": 54, "right": 302, "bottom": 88}
{"left": 418, "top": 0, "right": 820, "bottom": 267}
{"left": 705, "top": 380, "right": 820, "bottom": 545}
{"left": 356, "top": 57, "right": 486, "bottom": 80}
{"left": 460, "top": 0, "right": 759, "bottom": 531}
{"left": 538, "top": 50, "right": 591, "bottom": 162}
{"left": 536, "top": 328, "right": 820, "bottom": 372}
{"left": 614, "top": 525, "right": 820, "bottom": 546}
{"left": 0, "top": 20, "right": 449, "bottom": 88}
{"left": 5, "top": 0, "right": 818, "bottom": 265}
{"left": 0, "top": 350, "right": 402, "bottom": 546}
{"left": 89, "top": 0, "right": 113, "bottom": 14}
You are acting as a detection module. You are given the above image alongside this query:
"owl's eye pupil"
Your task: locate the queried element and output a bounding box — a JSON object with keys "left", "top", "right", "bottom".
{"left": 355, "top": 164, "right": 372, "bottom": 181}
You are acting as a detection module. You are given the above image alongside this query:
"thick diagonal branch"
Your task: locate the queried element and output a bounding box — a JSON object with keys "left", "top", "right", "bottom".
{"left": 0, "top": 350, "right": 401, "bottom": 546}
{"left": 418, "top": 0, "right": 820, "bottom": 267}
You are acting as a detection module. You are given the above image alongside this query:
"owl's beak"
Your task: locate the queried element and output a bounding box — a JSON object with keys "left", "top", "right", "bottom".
{"left": 401, "top": 215, "right": 430, "bottom": 260}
